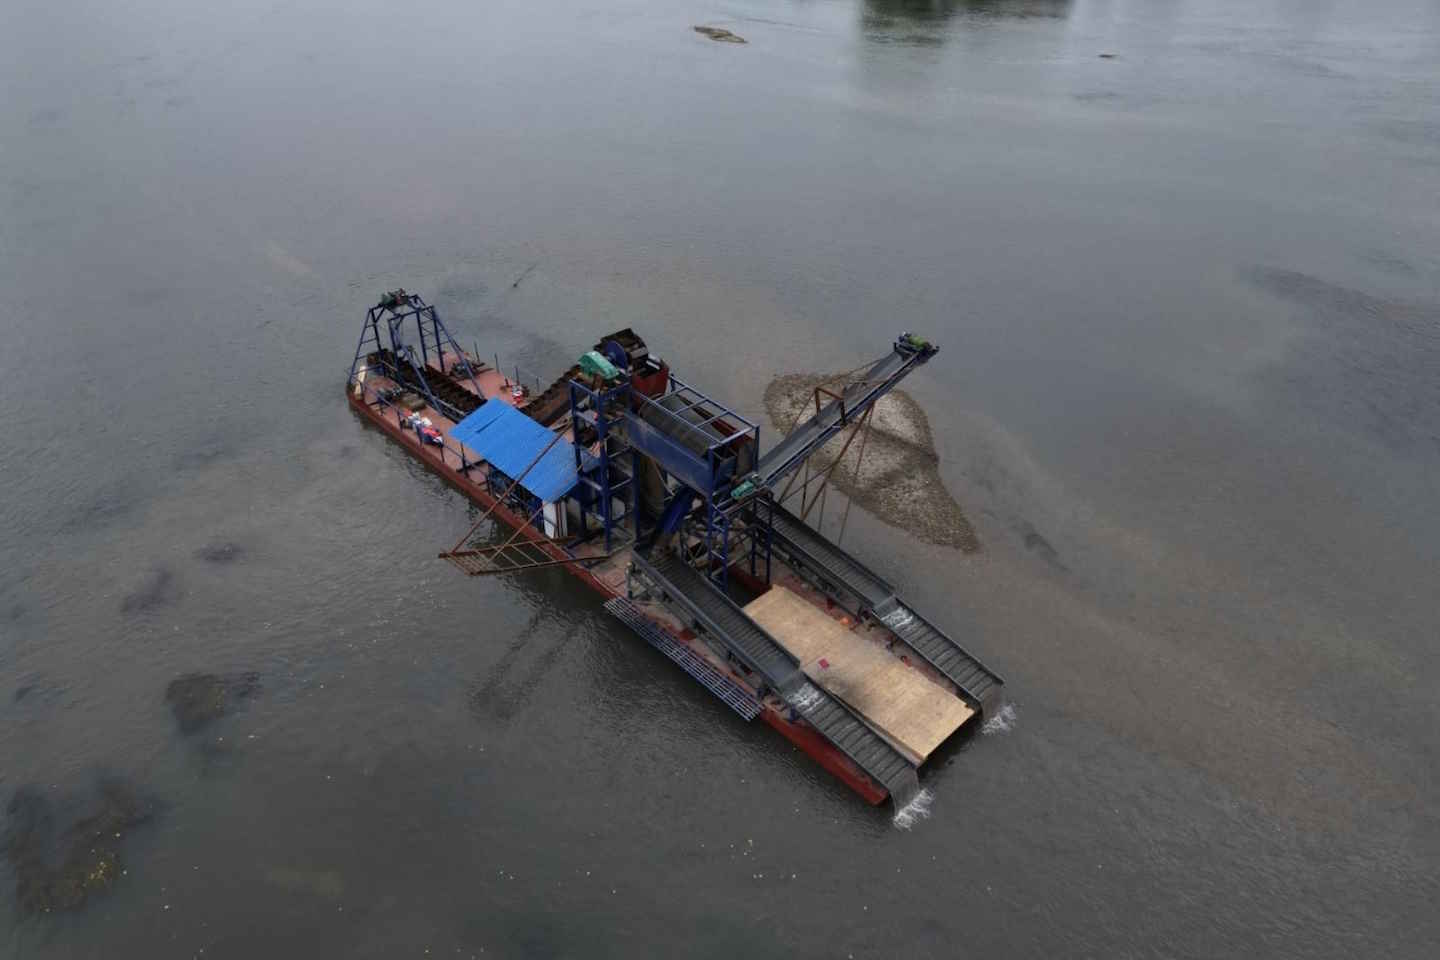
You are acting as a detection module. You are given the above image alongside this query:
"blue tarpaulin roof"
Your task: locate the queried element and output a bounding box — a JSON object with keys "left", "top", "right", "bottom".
{"left": 449, "top": 402, "right": 579, "bottom": 503}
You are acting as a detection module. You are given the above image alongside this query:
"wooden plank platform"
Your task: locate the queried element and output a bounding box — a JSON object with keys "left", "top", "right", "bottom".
{"left": 743, "top": 585, "right": 973, "bottom": 763}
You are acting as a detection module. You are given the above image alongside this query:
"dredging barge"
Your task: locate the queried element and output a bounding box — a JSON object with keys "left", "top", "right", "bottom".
{"left": 346, "top": 291, "right": 1003, "bottom": 807}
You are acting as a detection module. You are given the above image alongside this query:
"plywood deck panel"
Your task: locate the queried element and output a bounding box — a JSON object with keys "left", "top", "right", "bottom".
{"left": 744, "top": 586, "right": 973, "bottom": 762}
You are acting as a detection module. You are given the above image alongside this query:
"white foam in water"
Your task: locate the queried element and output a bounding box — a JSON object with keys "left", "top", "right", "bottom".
{"left": 787, "top": 682, "right": 823, "bottom": 711}
{"left": 892, "top": 788, "right": 934, "bottom": 830}
{"left": 881, "top": 608, "right": 914, "bottom": 630}
{"left": 981, "top": 702, "right": 1017, "bottom": 735}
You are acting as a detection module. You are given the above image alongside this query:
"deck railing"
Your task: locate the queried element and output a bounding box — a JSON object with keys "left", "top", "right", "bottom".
{"left": 351, "top": 366, "right": 478, "bottom": 474}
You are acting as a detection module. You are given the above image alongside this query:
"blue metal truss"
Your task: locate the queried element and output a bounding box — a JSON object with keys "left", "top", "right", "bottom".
{"left": 613, "top": 374, "right": 768, "bottom": 594}
{"left": 347, "top": 291, "right": 486, "bottom": 422}
{"left": 567, "top": 377, "right": 638, "bottom": 553}
{"left": 624, "top": 374, "right": 759, "bottom": 502}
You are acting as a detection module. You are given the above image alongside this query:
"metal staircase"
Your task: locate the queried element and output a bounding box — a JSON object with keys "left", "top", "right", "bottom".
{"left": 604, "top": 597, "right": 761, "bottom": 721}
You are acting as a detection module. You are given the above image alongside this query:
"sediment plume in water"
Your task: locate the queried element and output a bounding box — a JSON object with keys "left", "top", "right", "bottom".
{"left": 763, "top": 374, "right": 979, "bottom": 552}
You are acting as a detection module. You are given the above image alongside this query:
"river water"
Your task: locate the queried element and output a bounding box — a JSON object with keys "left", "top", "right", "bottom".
{"left": 2, "top": 0, "right": 1438, "bottom": 956}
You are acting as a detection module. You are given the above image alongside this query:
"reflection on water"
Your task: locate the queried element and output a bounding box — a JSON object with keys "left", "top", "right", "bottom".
{"left": 872, "top": 0, "right": 1074, "bottom": 17}
{"left": 854, "top": 0, "right": 1076, "bottom": 94}
{"left": 862, "top": 0, "right": 1074, "bottom": 43}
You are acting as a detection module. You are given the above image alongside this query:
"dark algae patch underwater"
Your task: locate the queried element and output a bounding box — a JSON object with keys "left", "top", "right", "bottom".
{"left": 165, "top": 672, "right": 261, "bottom": 735}
{"left": 2, "top": 777, "right": 156, "bottom": 915}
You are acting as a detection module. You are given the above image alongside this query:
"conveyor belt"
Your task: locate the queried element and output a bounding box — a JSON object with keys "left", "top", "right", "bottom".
{"left": 604, "top": 597, "right": 760, "bottom": 721}
{"left": 769, "top": 504, "right": 893, "bottom": 609}
{"left": 633, "top": 550, "right": 802, "bottom": 696}
{"left": 632, "top": 549, "right": 920, "bottom": 807}
{"left": 871, "top": 598, "right": 1004, "bottom": 716}
{"left": 786, "top": 681, "right": 919, "bottom": 807}
{"left": 521, "top": 363, "right": 581, "bottom": 426}
{"left": 757, "top": 338, "right": 932, "bottom": 490}
{"left": 766, "top": 503, "right": 1005, "bottom": 716}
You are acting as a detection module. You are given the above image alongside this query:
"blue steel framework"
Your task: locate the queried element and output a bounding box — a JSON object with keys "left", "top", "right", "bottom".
{"left": 696, "top": 488, "right": 778, "bottom": 593}
{"left": 621, "top": 375, "right": 766, "bottom": 592}
{"left": 627, "top": 374, "right": 759, "bottom": 498}
{"left": 348, "top": 291, "right": 936, "bottom": 599}
{"left": 567, "top": 378, "right": 639, "bottom": 554}
{"left": 559, "top": 366, "right": 772, "bottom": 588}
{"left": 347, "top": 292, "right": 484, "bottom": 423}
{"left": 742, "top": 489, "right": 775, "bottom": 584}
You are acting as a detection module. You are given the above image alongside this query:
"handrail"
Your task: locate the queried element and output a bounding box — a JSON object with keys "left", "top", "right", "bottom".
{"left": 665, "top": 372, "right": 759, "bottom": 432}
{"left": 631, "top": 388, "right": 753, "bottom": 452}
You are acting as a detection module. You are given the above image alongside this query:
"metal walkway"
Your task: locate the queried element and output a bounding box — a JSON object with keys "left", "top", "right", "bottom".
{"left": 633, "top": 550, "right": 802, "bottom": 696}
{"left": 786, "top": 681, "right": 919, "bottom": 807}
{"left": 766, "top": 503, "right": 1005, "bottom": 716}
{"left": 604, "top": 597, "right": 761, "bottom": 721}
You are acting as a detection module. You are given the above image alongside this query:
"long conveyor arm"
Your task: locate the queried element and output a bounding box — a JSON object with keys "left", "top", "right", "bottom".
{"left": 753, "top": 334, "right": 938, "bottom": 491}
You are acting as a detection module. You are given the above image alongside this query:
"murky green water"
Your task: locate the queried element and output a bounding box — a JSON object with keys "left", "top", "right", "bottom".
{"left": 3, "top": 0, "right": 1438, "bottom": 955}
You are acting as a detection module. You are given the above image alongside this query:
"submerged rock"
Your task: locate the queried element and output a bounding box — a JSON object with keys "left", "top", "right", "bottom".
{"left": 694, "top": 26, "right": 746, "bottom": 43}
{"left": 1019, "top": 522, "right": 1067, "bottom": 572}
{"left": 164, "top": 672, "right": 260, "bottom": 734}
{"left": 763, "top": 373, "right": 979, "bottom": 551}
{"left": 120, "top": 567, "right": 180, "bottom": 614}
{"left": 265, "top": 865, "right": 344, "bottom": 900}
{"left": 2, "top": 777, "right": 155, "bottom": 914}
{"left": 195, "top": 541, "right": 245, "bottom": 565}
